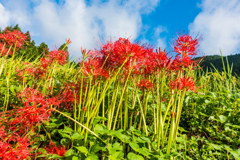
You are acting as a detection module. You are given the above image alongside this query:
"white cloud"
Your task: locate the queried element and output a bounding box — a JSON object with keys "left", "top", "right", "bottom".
{"left": 154, "top": 25, "right": 167, "bottom": 37}
{"left": 154, "top": 25, "right": 167, "bottom": 50}
{"left": 189, "top": 0, "right": 240, "bottom": 56}
{"left": 0, "top": 0, "right": 160, "bottom": 60}
{"left": 156, "top": 38, "right": 167, "bottom": 50}
{"left": 0, "top": 3, "right": 10, "bottom": 28}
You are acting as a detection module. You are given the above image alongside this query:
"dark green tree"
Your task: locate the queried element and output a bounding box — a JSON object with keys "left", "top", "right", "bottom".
{"left": 58, "top": 43, "right": 70, "bottom": 63}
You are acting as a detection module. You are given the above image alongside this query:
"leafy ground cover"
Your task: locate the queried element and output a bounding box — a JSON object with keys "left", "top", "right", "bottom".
{"left": 0, "top": 28, "right": 240, "bottom": 160}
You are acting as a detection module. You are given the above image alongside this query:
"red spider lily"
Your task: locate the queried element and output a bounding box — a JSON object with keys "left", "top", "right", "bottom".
{"left": 0, "top": 29, "right": 27, "bottom": 50}
{"left": 40, "top": 57, "right": 52, "bottom": 69}
{"left": 169, "top": 76, "right": 195, "bottom": 91}
{"left": 44, "top": 140, "right": 66, "bottom": 157}
{"left": 54, "top": 83, "right": 76, "bottom": 110}
{"left": 52, "top": 80, "right": 86, "bottom": 111}
{"left": 97, "top": 38, "right": 153, "bottom": 74}
{"left": 137, "top": 79, "right": 153, "bottom": 92}
{"left": 171, "top": 32, "right": 202, "bottom": 69}
{"left": 172, "top": 32, "right": 202, "bottom": 56}
{"left": 83, "top": 106, "right": 87, "bottom": 111}
{"left": 0, "top": 88, "right": 60, "bottom": 134}
{"left": 47, "top": 49, "right": 68, "bottom": 65}
{"left": 0, "top": 132, "right": 32, "bottom": 160}
{"left": 0, "top": 43, "right": 12, "bottom": 56}
{"left": 81, "top": 56, "right": 109, "bottom": 79}
{"left": 66, "top": 38, "right": 72, "bottom": 45}
{"left": 142, "top": 47, "right": 171, "bottom": 75}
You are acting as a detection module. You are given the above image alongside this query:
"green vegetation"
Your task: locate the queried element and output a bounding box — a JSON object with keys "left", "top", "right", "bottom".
{"left": 195, "top": 53, "right": 240, "bottom": 76}
{"left": 0, "top": 25, "right": 240, "bottom": 160}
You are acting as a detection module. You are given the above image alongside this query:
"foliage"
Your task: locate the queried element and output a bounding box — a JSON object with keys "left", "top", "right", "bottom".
{"left": 195, "top": 53, "right": 240, "bottom": 76}
{"left": 0, "top": 26, "right": 240, "bottom": 160}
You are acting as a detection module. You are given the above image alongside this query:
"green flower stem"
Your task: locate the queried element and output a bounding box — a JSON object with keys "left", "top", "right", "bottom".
{"left": 53, "top": 108, "right": 107, "bottom": 144}
{"left": 151, "top": 87, "right": 157, "bottom": 134}
{"left": 157, "top": 70, "right": 165, "bottom": 150}
{"left": 5, "top": 42, "right": 17, "bottom": 111}
{"left": 138, "top": 89, "right": 145, "bottom": 131}
{"left": 137, "top": 93, "right": 148, "bottom": 136}
{"left": 130, "top": 81, "right": 136, "bottom": 128}
{"left": 112, "top": 82, "right": 127, "bottom": 131}
{"left": 173, "top": 88, "right": 186, "bottom": 141}
{"left": 123, "top": 82, "right": 129, "bottom": 130}
{"left": 107, "top": 81, "right": 119, "bottom": 130}
{"left": 167, "top": 89, "right": 179, "bottom": 154}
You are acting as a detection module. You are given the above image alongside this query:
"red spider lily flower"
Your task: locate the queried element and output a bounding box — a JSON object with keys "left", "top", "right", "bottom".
{"left": 137, "top": 79, "right": 154, "bottom": 92}
{"left": 172, "top": 32, "right": 202, "bottom": 56}
{"left": 44, "top": 140, "right": 66, "bottom": 157}
{"left": 0, "top": 87, "right": 60, "bottom": 134}
{"left": 171, "top": 32, "right": 202, "bottom": 69}
{"left": 0, "top": 29, "right": 27, "bottom": 49}
{"left": 52, "top": 80, "right": 85, "bottom": 111}
{"left": 80, "top": 47, "right": 92, "bottom": 58}
{"left": 81, "top": 56, "right": 109, "bottom": 79}
{"left": 169, "top": 76, "right": 195, "bottom": 91}
{"left": 142, "top": 47, "right": 171, "bottom": 74}
{"left": 0, "top": 43, "right": 12, "bottom": 56}
{"left": 66, "top": 38, "right": 72, "bottom": 45}
{"left": 0, "top": 133, "right": 33, "bottom": 160}
{"left": 40, "top": 57, "right": 52, "bottom": 69}
{"left": 97, "top": 38, "right": 153, "bottom": 74}
{"left": 47, "top": 50, "right": 68, "bottom": 65}
{"left": 54, "top": 84, "right": 75, "bottom": 110}
{"left": 83, "top": 106, "right": 87, "bottom": 111}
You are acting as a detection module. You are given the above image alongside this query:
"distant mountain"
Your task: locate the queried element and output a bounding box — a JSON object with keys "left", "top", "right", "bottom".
{"left": 194, "top": 54, "right": 240, "bottom": 76}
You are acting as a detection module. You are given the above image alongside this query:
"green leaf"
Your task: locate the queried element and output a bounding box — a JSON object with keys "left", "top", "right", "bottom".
{"left": 127, "top": 152, "right": 144, "bottom": 160}
{"left": 112, "top": 143, "right": 123, "bottom": 151}
{"left": 176, "top": 137, "right": 188, "bottom": 143}
{"left": 60, "top": 138, "right": 71, "bottom": 146}
{"left": 235, "top": 93, "right": 240, "bottom": 99}
{"left": 72, "top": 156, "right": 79, "bottom": 160}
{"left": 10, "top": 85, "right": 15, "bottom": 94}
{"left": 219, "top": 115, "right": 228, "bottom": 123}
{"left": 64, "top": 125, "right": 74, "bottom": 133}
{"left": 71, "top": 132, "right": 84, "bottom": 140}
{"left": 138, "top": 148, "right": 151, "bottom": 158}
{"left": 129, "top": 142, "right": 140, "bottom": 151}
{"left": 58, "top": 130, "right": 71, "bottom": 139}
{"left": 114, "top": 132, "right": 131, "bottom": 143}
{"left": 75, "top": 146, "right": 88, "bottom": 154}
{"left": 28, "top": 80, "right": 33, "bottom": 87}
{"left": 178, "top": 127, "right": 189, "bottom": 133}
{"left": 90, "top": 144, "right": 103, "bottom": 153}
{"left": 93, "top": 116, "right": 108, "bottom": 127}
{"left": 137, "top": 136, "right": 151, "bottom": 143}
{"left": 64, "top": 149, "right": 75, "bottom": 157}
{"left": 130, "top": 126, "right": 141, "bottom": 136}
{"left": 210, "top": 143, "right": 223, "bottom": 150}
{"left": 94, "top": 124, "right": 107, "bottom": 132}
{"left": 108, "top": 151, "right": 124, "bottom": 160}
{"left": 49, "top": 154, "right": 63, "bottom": 159}
{"left": 224, "top": 146, "right": 240, "bottom": 160}
{"left": 86, "top": 154, "right": 99, "bottom": 160}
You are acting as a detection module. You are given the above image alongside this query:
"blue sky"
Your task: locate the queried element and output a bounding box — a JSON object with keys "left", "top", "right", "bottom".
{"left": 0, "top": 0, "right": 240, "bottom": 61}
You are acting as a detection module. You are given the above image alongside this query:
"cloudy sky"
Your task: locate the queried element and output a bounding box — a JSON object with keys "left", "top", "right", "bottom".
{"left": 0, "top": 0, "right": 240, "bottom": 61}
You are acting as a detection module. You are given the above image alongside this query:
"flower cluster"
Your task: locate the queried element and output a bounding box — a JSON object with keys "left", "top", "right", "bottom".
{"left": 137, "top": 79, "right": 154, "bottom": 91}
{"left": 171, "top": 32, "right": 202, "bottom": 70}
{"left": 80, "top": 32, "right": 201, "bottom": 81}
{"left": 0, "top": 87, "right": 61, "bottom": 159}
{"left": 43, "top": 140, "right": 66, "bottom": 158}
{"left": 169, "top": 76, "right": 195, "bottom": 91}
{"left": 0, "top": 29, "right": 27, "bottom": 56}
{"left": 0, "top": 130, "right": 32, "bottom": 160}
